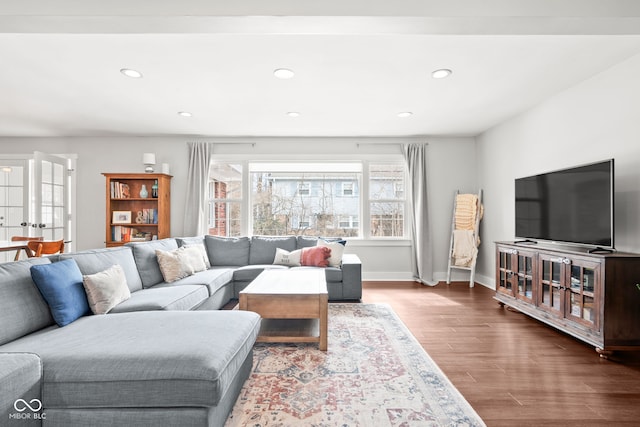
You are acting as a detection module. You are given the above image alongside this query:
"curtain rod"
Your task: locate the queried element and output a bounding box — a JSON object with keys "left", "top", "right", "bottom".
{"left": 356, "top": 142, "right": 428, "bottom": 148}
{"left": 210, "top": 142, "right": 256, "bottom": 147}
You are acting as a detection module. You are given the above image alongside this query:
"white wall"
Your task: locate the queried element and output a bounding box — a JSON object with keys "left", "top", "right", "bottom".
{"left": 476, "top": 52, "right": 640, "bottom": 288}
{"left": 0, "top": 135, "right": 477, "bottom": 281}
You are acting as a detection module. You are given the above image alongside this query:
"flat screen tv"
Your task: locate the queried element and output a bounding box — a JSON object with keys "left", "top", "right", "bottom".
{"left": 515, "top": 159, "right": 614, "bottom": 249}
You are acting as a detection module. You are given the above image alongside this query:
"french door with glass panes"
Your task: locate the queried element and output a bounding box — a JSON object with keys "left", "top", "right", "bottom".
{"left": 0, "top": 153, "right": 74, "bottom": 262}
{"left": 0, "top": 159, "right": 30, "bottom": 242}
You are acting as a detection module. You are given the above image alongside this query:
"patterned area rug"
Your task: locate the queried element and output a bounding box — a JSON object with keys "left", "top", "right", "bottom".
{"left": 226, "top": 303, "right": 485, "bottom": 426}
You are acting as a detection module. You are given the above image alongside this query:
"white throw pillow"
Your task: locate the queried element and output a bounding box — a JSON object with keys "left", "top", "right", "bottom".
{"left": 156, "top": 248, "right": 192, "bottom": 282}
{"left": 317, "top": 240, "right": 345, "bottom": 267}
{"left": 82, "top": 264, "right": 131, "bottom": 315}
{"left": 184, "top": 243, "right": 211, "bottom": 268}
{"left": 273, "top": 248, "right": 302, "bottom": 266}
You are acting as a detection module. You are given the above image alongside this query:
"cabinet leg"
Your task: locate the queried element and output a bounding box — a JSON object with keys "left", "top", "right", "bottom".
{"left": 596, "top": 348, "right": 613, "bottom": 359}
{"left": 497, "top": 301, "right": 505, "bottom": 307}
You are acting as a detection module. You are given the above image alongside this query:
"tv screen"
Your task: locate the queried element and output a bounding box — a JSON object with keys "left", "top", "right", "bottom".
{"left": 515, "top": 159, "right": 614, "bottom": 248}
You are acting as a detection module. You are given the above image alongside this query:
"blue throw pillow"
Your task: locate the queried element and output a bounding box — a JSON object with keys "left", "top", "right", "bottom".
{"left": 30, "top": 259, "right": 90, "bottom": 327}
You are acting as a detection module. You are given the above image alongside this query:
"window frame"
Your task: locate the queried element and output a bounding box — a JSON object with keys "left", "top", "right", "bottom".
{"left": 208, "top": 158, "right": 407, "bottom": 240}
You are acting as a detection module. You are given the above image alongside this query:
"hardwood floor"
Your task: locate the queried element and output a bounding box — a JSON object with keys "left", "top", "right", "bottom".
{"left": 362, "top": 281, "right": 640, "bottom": 427}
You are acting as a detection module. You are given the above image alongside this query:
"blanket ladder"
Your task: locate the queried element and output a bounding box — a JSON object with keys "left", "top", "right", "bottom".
{"left": 446, "top": 189, "right": 483, "bottom": 288}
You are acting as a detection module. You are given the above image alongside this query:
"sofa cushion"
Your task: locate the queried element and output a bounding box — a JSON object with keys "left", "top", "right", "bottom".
{"left": 249, "top": 236, "right": 297, "bottom": 265}
{"left": 0, "top": 311, "right": 261, "bottom": 409}
{"left": 0, "top": 258, "right": 54, "bottom": 346}
{"left": 30, "top": 259, "right": 91, "bottom": 327}
{"left": 156, "top": 267, "right": 234, "bottom": 297}
{"left": 82, "top": 265, "right": 132, "bottom": 315}
{"left": 205, "top": 236, "right": 250, "bottom": 266}
{"left": 0, "top": 352, "right": 42, "bottom": 424}
{"left": 109, "top": 285, "right": 209, "bottom": 312}
{"left": 126, "top": 238, "right": 179, "bottom": 288}
{"left": 296, "top": 235, "right": 318, "bottom": 249}
{"left": 233, "top": 264, "right": 289, "bottom": 283}
{"left": 60, "top": 246, "right": 143, "bottom": 292}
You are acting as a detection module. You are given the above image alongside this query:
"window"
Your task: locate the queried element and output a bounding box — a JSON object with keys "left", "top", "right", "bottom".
{"left": 207, "top": 163, "right": 242, "bottom": 237}
{"left": 342, "top": 182, "right": 354, "bottom": 196}
{"left": 297, "top": 182, "right": 310, "bottom": 196}
{"left": 208, "top": 160, "right": 406, "bottom": 239}
{"left": 369, "top": 163, "right": 405, "bottom": 237}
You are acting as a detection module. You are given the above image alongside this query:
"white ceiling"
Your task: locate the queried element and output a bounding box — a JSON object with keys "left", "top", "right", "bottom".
{"left": 1, "top": 1, "right": 640, "bottom": 138}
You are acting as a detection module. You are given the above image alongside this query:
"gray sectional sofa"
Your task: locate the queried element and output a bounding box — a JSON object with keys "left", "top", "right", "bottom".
{"left": 0, "top": 235, "right": 362, "bottom": 427}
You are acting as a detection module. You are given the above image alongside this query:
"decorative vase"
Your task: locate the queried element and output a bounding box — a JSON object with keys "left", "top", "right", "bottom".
{"left": 139, "top": 184, "right": 149, "bottom": 198}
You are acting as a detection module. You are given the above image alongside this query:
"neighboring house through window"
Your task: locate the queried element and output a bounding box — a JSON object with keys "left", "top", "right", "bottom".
{"left": 207, "top": 160, "right": 406, "bottom": 239}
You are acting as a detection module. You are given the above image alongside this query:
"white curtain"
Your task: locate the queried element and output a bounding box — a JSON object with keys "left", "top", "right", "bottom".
{"left": 402, "top": 143, "right": 435, "bottom": 285}
{"left": 183, "top": 142, "right": 212, "bottom": 236}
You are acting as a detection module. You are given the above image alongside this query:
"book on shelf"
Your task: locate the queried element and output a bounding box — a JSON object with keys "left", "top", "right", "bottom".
{"left": 137, "top": 208, "right": 158, "bottom": 224}
{"left": 110, "top": 181, "right": 130, "bottom": 199}
{"left": 112, "top": 225, "right": 153, "bottom": 243}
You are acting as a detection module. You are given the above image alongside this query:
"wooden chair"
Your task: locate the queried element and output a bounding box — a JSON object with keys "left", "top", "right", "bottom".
{"left": 11, "top": 236, "right": 44, "bottom": 261}
{"left": 27, "top": 239, "right": 65, "bottom": 257}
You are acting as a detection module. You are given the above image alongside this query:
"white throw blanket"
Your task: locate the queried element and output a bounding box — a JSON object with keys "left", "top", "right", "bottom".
{"left": 452, "top": 229, "right": 478, "bottom": 267}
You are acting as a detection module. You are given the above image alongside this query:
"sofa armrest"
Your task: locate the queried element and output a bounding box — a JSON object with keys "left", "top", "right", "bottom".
{"left": 0, "top": 352, "right": 42, "bottom": 425}
{"left": 341, "top": 253, "right": 362, "bottom": 300}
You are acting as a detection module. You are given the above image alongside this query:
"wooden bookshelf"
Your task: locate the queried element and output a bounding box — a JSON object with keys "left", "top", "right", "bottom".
{"left": 103, "top": 173, "right": 172, "bottom": 247}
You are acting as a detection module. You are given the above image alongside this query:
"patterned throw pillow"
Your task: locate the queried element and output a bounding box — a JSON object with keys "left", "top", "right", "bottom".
{"left": 300, "top": 246, "right": 332, "bottom": 267}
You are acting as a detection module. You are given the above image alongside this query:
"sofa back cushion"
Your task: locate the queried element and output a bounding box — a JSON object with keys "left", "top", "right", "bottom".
{"left": 296, "top": 236, "right": 319, "bottom": 249}
{"left": 249, "top": 236, "right": 297, "bottom": 265}
{"left": 60, "top": 246, "right": 143, "bottom": 292}
{"left": 204, "top": 236, "right": 250, "bottom": 266}
{"left": 126, "top": 238, "right": 179, "bottom": 288}
{"left": 0, "top": 257, "right": 54, "bottom": 346}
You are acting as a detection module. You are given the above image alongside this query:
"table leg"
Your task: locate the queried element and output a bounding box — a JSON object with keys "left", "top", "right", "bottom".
{"left": 319, "top": 294, "right": 328, "bottom": 351}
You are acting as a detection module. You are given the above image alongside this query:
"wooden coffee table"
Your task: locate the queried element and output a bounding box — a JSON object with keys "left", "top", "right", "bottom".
{"left": 239, "top": 269, "right": 328, "bottom": 351}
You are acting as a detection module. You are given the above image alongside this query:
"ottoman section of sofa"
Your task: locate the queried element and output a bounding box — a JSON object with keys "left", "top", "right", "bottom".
{"left": 0, "top": 352, "right": 42, "bottom": 426}
{"left": 0, "top": 310, "right": 261, "bottom": 409}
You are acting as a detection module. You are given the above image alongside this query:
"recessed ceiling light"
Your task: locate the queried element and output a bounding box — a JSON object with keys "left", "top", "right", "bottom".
{"left": 177, "top": 111, "right": 193, "bottom": 117}
{"left": 120, "top": 68, "right": 143, "bottom": 79}
{"left": 397, "top": 112, "right": 413, "bottom": 118}
{"left": 286, "top": 112, "right": 301, "bottom": 118}
{"left": 274, "top": 68, "right": 295, "bottom": 79}
{"left": 432, "top": 69, "right": 452, "bottom": 79}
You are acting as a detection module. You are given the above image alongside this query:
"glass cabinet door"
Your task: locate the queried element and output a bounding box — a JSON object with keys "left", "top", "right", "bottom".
{"left": 515, "top": 251, "right": 535, "bottom": 303}
{"left": 566, "top": 260, "right": 600, "bottom": 327}
{"left": 497, "top": 247, "right": 516, "bottom": 297}
{"left": 538, "top": 253, "right": 565, "bottom": 315}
